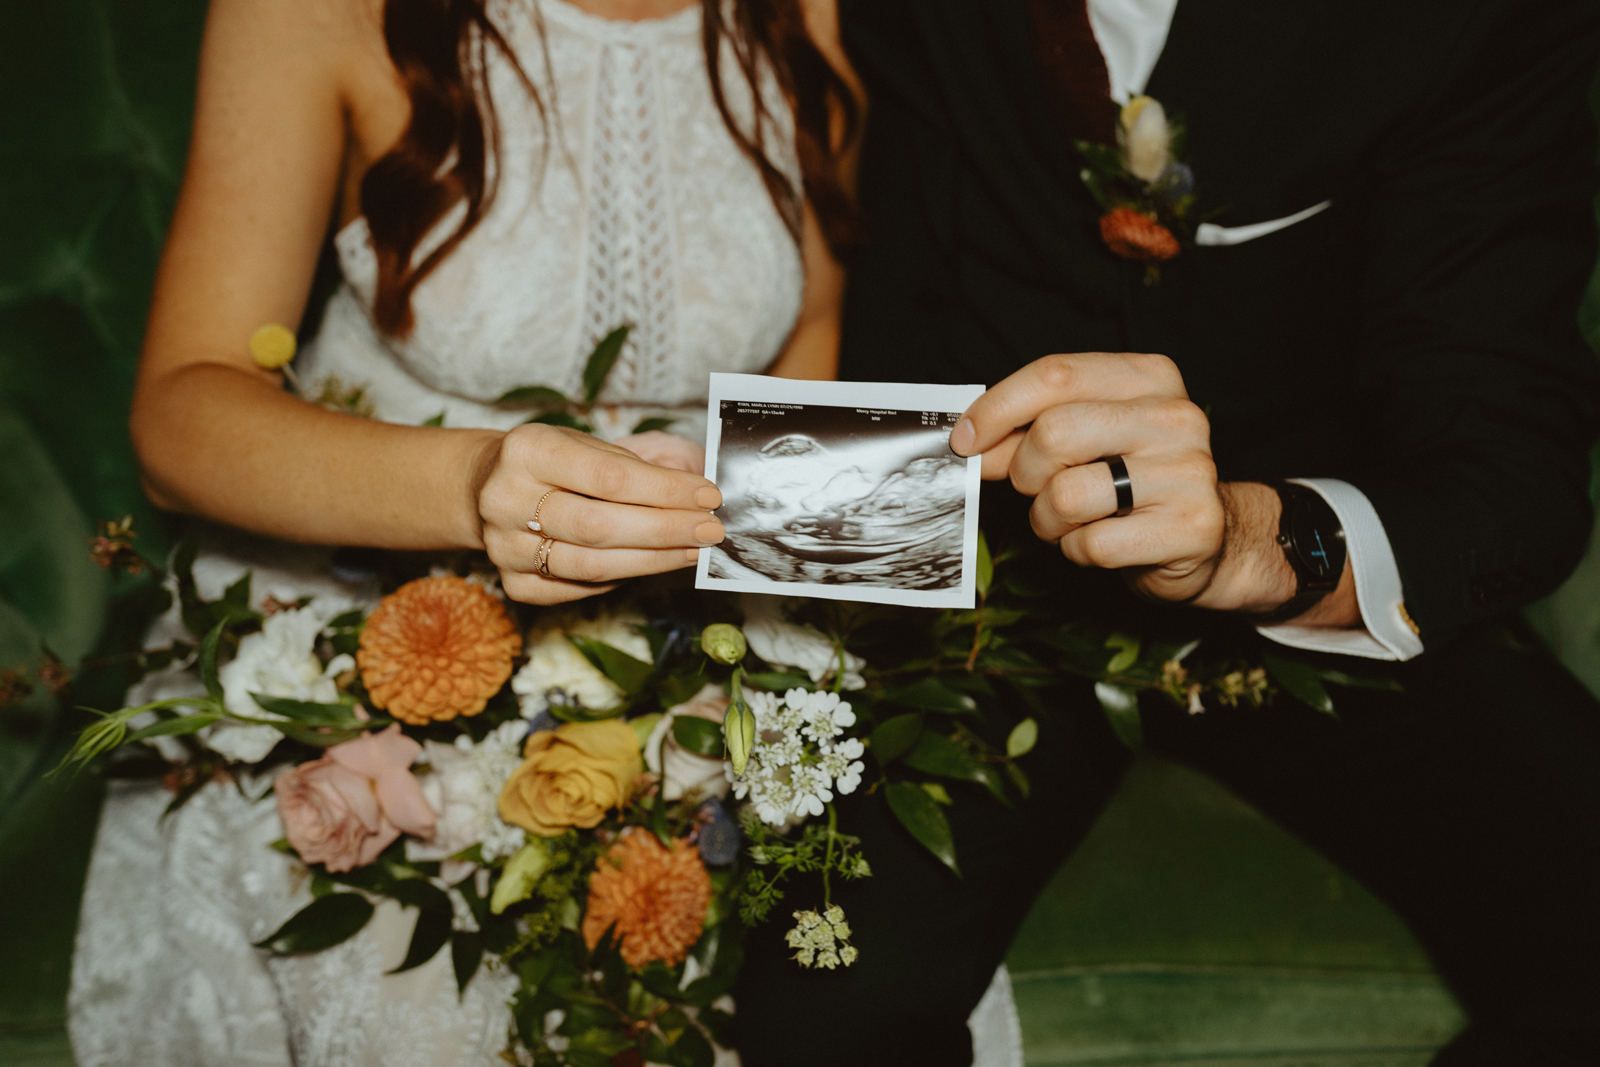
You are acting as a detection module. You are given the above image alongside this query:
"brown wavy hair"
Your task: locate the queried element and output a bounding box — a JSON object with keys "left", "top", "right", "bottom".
{"left": 361, "top": 0, "right": 861, "bottom": 336}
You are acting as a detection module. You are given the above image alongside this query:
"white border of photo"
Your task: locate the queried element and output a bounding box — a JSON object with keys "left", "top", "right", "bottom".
{"left": 695, "top": 373, "right": 985, "bottom": 609}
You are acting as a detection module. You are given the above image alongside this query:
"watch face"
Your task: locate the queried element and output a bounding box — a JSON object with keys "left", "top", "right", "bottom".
{"left": 1288, "top": 506, "right": 1341, "bottom": 582}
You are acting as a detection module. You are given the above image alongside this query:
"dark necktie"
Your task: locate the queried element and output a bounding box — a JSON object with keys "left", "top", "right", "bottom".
{"left": 1028, "top": 0, "right": 1119, "bottom": 146}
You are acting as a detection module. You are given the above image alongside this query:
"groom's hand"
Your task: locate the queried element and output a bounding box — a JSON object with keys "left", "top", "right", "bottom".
{"left": 950, "top": 352, "right": 1304, "bottom": 613}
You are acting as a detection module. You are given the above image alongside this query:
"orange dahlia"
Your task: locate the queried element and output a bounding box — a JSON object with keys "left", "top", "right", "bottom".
{"left": 582, "top": 830, "right": 712, "bottom": 969}
{"left": 1099, "top": 207, "right": 1181, "bottom": 262}
{"left": 356, "top": 576, "right": 521, "bottom": 726}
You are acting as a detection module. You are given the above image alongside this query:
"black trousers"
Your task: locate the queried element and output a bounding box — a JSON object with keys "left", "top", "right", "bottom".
{"left": 732, "top": 621, "right": 1600, "bottom": 1066}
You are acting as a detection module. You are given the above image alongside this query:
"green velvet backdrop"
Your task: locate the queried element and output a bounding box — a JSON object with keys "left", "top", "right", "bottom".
{"left": 1, "top": 4, "right": 1596, "bottom": 1065}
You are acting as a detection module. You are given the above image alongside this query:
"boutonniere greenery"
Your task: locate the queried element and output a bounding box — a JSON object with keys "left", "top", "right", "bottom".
{"left": 1077, "top": 95, "right": 1198, "bottom": 284}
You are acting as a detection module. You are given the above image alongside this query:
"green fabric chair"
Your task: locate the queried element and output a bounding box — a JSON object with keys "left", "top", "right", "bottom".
{"left": 1, "top": 5, "right": 1596, "bottom": 1064}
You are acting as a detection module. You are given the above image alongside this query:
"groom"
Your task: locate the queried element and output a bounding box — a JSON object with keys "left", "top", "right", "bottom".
{"left": 734, "top": 0, "right": 1600, "bottom": 1064}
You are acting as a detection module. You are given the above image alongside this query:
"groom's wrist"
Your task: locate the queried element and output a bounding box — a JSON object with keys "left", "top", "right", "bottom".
{"left": 1191, "top": 482, "right": 1298, "bottom": 614}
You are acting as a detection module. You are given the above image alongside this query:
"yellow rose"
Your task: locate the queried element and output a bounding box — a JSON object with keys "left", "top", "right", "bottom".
{"left": 498, "top": 719, "right": 642, "bottom": 836}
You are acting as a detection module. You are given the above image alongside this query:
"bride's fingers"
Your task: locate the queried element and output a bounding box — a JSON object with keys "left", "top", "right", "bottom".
{"left": 500, "top": 572, "right": 620, "bottom": 606}
{"left": 508, "top": 425, "right": 721, "bottom": 510}
{"left": 529, "top": 542, "right": 696, "bottom": 585}
{"left": 528, "top": 493, "right": 723, "bottom": 551}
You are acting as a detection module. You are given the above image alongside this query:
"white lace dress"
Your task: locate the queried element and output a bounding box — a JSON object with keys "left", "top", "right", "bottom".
{"left": 67, "top": 3, "right": 1023, "bottom": 1065}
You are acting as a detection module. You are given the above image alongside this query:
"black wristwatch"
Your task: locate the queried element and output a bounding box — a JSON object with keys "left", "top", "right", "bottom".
{"left": 1255, "top": 482, "right": 1346, "bottom": 625}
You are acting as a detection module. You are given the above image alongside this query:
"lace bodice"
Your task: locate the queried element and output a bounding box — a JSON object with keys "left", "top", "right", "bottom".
{"left": 301, "top": 0, "right": 804, "bottom": 436}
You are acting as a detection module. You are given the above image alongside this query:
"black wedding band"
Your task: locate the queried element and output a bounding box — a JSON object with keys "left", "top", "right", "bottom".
{"left": 1099, "top": 455, "right": 1134, "bottom": 517}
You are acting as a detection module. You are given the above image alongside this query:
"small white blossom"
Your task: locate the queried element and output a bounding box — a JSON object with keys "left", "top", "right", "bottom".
{"left": 409, "top": 719, "right": 529, "bottom": 864}
{"left": 785, "top": 904, "right": 858, "bottom": 969}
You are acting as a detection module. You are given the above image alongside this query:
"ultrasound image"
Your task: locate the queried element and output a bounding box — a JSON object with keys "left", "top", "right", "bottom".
{"left": 707, "top": 402, "right": 967, "bottom": 591}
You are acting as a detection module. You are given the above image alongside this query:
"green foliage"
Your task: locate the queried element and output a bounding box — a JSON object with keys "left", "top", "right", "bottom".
{"left": 582, "top": 326, "right": 630, "bottom": 407}
{"left": 884, "top": 781, "right": 959, "bottom": 877}
{"left": 869, "top": 712, "right": 923, "bottom": 763}
{"left": 253, "top": 892, "right": 376, "bottom": 954}
{"left": 567, "top": 635, "right": 653, "bottom": 695}
{"left": 1096, "top": 682, "right": 1143, "bottom": 750}
{"left": 738, "top": 809, "right": 869, "bottom": 926}
{"left": 671, "top": 714, "right": 724, "bottom": 758}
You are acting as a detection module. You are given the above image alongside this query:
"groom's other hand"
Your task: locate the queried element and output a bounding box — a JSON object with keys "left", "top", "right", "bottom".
{"left": 951, "top": 352, "right": 1356, "bottom": 623}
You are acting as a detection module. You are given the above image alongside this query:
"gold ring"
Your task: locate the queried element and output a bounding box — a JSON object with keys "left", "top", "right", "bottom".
{"left": 527, "top": 488, "right": 559, "bottom": 534}
{"left": 536, "top": 536, "right": 556, "bottom": 578}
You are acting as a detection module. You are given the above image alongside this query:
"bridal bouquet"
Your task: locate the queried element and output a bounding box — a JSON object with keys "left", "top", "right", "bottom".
{"left": 63, "top": 519, "right": 1339, "bottom": 1065}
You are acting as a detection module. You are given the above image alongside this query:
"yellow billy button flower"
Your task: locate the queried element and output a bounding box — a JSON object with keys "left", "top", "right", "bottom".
{"left": 248, "top": 323, "right": 298, "bottom": 369}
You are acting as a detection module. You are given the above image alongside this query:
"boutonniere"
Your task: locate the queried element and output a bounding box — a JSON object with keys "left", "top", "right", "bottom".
{"left": 1077, "top": 96, "right": 1197, "bottom": 284}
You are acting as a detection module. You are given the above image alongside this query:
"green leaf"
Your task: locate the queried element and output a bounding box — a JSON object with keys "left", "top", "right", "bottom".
{"left": 496, "top": 385, "right": 571, "bottom": 407}
{"left": 271, "top": 722, "right": 372, "bottom": 748}
{"left": 1262, "top": 652, "right": 1337, "bottom": 716}
{"left": 582, "top": 325, "right": 631, "bottom": 406}
{"left": 253, "top": 893, "right": 375, "bottom": 953}
{"left": 870, "top": 713, "right": 924, "bottom": 764}
{"left": 1005, "top": 760, "right": 1031, "bottom": 798}
{"left": 1095, "top": 682, "right": 1143, "bottom": 750}
{"left": 570, "top": 1028, "right": 634, "bottom": 1058}
{"left": 198, "top": 620, "right": 227, "bottom": 703}
{"left": 884, "top": 781, "right": 960, "bottom": 876}
{"left": 388, "top": 902, "right": 452, "bottom": 974}
{"left": 421, "top": 411, "right": 446, "bottom": 427}
{"left": 221, "top": 572, "right": 252, "bottom": 612}
{"left": 631, "top": 416, "right": 676, "bottom": 435}
{"left": 526, "top": 411, "right": 593, "bottom": 432}
{"left": 921, "top": 782, "right": 952, "bottom": 805}
{"left": 249, "top": 694, "right": 363, "bottom": 727}
{"left": 1318, "top": 668, "right": 1403, "bottom": 693}
{"left": 743, "top": 671, "right": 811, "bottom": 692}
{"left": 1104, "top": 632, "right": 1141, "bottom": 675}
{"left": 903, "top": 733, "right": 1009, "bottom": 807}
{"left": 975, "top": 531, "right": 993, "bottom": 598}
{"left": 879, "top": 678, "right": 978, "bottom": 716}
{"left": 1006, "top": 717, "right": 1038, "bottom": 758}
{"left": 567, "top": 635, "right": 654, "bottom": 694}
{"left": 451, "top": 930, "right": 484, "bottom": 997}
{"left": 126, "top": 711, "right": 222, "bottom": 743}
{"left": 657, "top": 669, "right": 711, "bottom": 708}
{"left": 667, "top": 1023, "right": 714, "bottom": 1067}
{"left": 672, "top": 715, "right": 725, "bottom": 758}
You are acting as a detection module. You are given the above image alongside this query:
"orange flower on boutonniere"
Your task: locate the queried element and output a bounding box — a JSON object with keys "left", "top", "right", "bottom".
{"left": 357, "top": 575, "right": 521, "bottom": 725}
{"left": 1077, "top": 95, "right": 1201, "bottom": 284}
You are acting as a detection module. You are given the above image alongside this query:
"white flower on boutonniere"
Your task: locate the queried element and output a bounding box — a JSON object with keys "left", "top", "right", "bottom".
{"left": 208, "top": 607, "right": 353, "bottom": 763}
{"left": 740, "top": 595, "right": 865, "bottom": 691}
{"left": 511, "top": 610, "right": 652, "bottom": 718}
{"left": 1119, "top": 96, "right": 1171, "bottom": 182}
{"left": 643, "top": 683, "right": 732, "bottom": 802}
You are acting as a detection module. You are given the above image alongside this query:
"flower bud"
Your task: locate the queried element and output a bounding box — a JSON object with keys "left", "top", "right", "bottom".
{"left": 724, "top": 699, "right": 756, "bottom": 777}
{"left": 700, "top": 623, "right": 748, "bottom": 665}
{"left": 1118, "top": 96, "right": 1171, "bottom": 183}
{"left": 490, "top": 837, "right": 553, "bottom": 914}
{"left": 249, "top": 323, "right": 298, "bottom": 369}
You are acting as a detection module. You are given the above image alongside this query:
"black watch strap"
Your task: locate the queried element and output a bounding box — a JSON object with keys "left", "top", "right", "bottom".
{"left": 1255, "top": 482, "right": 1347, "bottom": 625}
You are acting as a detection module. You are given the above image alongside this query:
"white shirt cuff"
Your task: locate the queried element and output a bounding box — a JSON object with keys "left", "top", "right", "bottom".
{"left": 1255, "top": 478, "right": 1425, "bottom": 662}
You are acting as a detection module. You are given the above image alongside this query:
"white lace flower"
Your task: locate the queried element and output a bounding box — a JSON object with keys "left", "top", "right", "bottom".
{"left": 741, "top": 595, "right": 865, "bottom": 690}
{"left": 208, "top": 607, "right": 351, "bottom": 763}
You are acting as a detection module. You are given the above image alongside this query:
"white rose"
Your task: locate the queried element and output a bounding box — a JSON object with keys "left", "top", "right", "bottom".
{"left": 740, "top": 595, "right": 865, "bottom": 690}
{"left": 511, "top": 610, "right": 652, "bottom": 718}
{"left": 206, "top": 608, "right": 352, "bottom": 763}
{"left": 644, "top": 683, "right": 732, "bottom": 802}
{"left": 1120, "top": 96, "right": 1171, "bottom": 183}
{"left": 410, "top": 740, "right": 488, "bottom": 860}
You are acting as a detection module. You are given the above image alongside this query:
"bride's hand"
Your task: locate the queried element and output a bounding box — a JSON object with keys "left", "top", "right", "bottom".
{"left": 612, "top": 430, "right": 706, "bottom": 474}
{"left": 476, "top": 424, "right": 723, "bottom": 605}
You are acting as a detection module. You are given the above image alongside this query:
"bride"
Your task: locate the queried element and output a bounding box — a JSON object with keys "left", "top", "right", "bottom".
{"left": 67, "top": 0, "right": 1022, "bottom": 1063}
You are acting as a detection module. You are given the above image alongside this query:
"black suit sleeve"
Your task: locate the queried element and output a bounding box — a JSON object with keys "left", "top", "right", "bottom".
{"left": 1345, "top": 0, "right": 1600, "bottom": 648}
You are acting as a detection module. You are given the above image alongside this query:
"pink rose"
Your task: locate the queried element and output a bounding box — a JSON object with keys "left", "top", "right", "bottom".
{"left": 652, "top": 684, "right": 731, "bottom": 802}
{"left": 274, "top": 725, "right": 436, "bottom": 872}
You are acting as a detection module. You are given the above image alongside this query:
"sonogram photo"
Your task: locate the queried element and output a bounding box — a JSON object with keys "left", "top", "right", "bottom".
{"left": 696, "top": 375, "right": 984, "bottom": 608}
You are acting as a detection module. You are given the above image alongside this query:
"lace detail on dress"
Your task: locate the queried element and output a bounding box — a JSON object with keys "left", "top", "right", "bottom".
{"left": 583, "top": 39, "right": 677, "bottom": 402}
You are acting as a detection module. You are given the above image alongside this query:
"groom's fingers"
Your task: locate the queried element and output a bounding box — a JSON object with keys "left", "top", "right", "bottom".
{"left": 1007, "top": 397, "right": 1209, "bottom": 496}
{"left": 951, "top": 352, "right": 1187, "bottom": 459}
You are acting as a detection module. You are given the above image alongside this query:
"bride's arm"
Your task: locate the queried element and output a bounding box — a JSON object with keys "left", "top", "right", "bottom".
{"left": 131, "top": 0, "right": 721, "bottom": 604}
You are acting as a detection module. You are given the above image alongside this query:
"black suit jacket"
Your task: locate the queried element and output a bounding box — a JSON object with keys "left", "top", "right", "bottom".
{"left": 836, "top": 0, "right": 1600, "bottom": 650}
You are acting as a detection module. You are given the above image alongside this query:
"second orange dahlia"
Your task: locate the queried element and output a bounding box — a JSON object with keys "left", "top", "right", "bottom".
{"left": 583, "top": 830, "right": 711, "bottom": 969}
{"left": 357, "top": 576, "right": 521, "bottom": 725}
